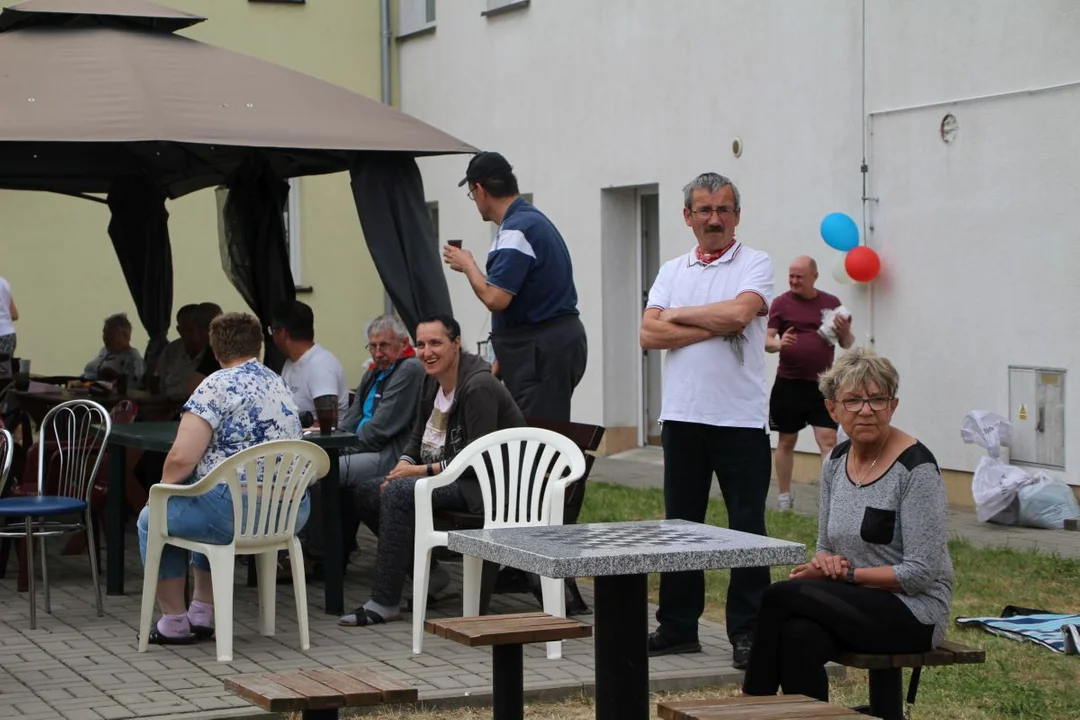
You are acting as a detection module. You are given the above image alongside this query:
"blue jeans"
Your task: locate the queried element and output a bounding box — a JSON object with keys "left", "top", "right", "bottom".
{"left": 138, "top": 484, "right": 312, "bottom": 580}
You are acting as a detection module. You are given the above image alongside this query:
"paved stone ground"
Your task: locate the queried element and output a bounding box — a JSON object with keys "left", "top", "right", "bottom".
{"left": 4, "top": 449, "right": 1077, "bottom": 720}
{"left": 597, "top": 448, "right": 1080, "bottom": 559}
{"left": 0, "top": 520, "right": 743, "bottom": 720}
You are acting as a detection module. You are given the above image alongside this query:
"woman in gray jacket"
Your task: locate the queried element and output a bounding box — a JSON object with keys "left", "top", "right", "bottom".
{"left": 743, "top": 349, "right": 953, "bottom": 702}
{"left": 340, "top": 313, "right": 524, "bottom": 627}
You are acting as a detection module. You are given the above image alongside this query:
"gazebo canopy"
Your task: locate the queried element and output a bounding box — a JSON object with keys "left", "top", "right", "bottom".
{"left": 0, "top": 0, "right": 474, "bottom": 367}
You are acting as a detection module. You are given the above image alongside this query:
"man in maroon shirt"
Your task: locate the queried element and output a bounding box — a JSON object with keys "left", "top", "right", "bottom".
{"left": 766, "top": 256, "right": 854, "bottom": 509}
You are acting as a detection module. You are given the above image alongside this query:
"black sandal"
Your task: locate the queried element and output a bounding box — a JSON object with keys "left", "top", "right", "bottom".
{"left": 191, "top": 624, "right": 215, "bottom": 640}
{"left": 338, "top": 607, "right": 396, "bottom": 627}
{"left": 147, "top": 626, "right": 195, "bottom": 645}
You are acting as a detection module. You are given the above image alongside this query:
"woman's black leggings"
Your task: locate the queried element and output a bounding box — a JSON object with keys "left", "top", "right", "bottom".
{"left": 742, "top": 579, "right": 935, "bottom": 702}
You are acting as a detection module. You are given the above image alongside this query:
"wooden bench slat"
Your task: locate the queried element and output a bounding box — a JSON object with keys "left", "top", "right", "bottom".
{"left": 659, "top": 695, "right": 809, "bottom": 717}
{"left": 425, "top": 613, "right": 592, "bottom": 646}
{"left": 659, "top": 695, "right": 861, "bottom": 720}
{"left": 837, "top": 641, "right": 985, "bottom": 670}
{"left": 223, "top": 674, "right": 309, "bottom": 713}
{"left": 299, "top": 669, "right": 384, "bottom": 706}
{"left": 265, "top": 673, "right": 344, "bottom": 710}
{"left": 936, "top": 640, "right": 986, "bottom": 663}
{"left": 336, "top": 665, "right": 419, "bottom": 703}
{"left": 686, "top": 710, "right": 856, "bottom": 720}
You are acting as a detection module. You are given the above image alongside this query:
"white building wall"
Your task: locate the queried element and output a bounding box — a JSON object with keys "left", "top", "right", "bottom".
{"left": 398, "top": 0, "right": 1080, "bottom": 481}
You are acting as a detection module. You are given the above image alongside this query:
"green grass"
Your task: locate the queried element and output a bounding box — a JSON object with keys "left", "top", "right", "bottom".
{"left": 578, "top": 481, "right": 1080, "bottom": 720}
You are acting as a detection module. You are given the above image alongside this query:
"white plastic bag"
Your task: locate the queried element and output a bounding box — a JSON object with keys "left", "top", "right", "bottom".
{"left": 962, "top": 411, "right": 1034, "bottom": 523}
{"left": 817, "top": 306, "right": 852, "bottom": 345}
{"left": 961, "top": 411, "right": 1012, "bottom": 460}
{"left": 1017, "top": 473, "right": 1080, "bottom": 530}
{"left": 971, "top": 456, "right": 1035, "bottom": 523}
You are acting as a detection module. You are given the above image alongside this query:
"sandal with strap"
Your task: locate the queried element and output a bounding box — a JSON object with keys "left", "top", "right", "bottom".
{"left": 338, "top": 607, "right": 397, "bottom": 627}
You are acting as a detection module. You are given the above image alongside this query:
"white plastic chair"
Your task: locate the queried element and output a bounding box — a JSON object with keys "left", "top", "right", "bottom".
{"left": 138, "top": 439, "right": 330, "bottom": 662}
{"left": 412, "top": 427, "right": 586, "bottom": 659}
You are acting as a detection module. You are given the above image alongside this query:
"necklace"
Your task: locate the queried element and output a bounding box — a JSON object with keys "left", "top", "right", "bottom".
{"left": 851, "top": 429, "right": 891, "bottom": 487}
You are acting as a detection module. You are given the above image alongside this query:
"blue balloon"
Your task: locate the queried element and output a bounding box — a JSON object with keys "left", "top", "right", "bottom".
{"left": 820, "top": 212, "right": 860, "bottom": 252}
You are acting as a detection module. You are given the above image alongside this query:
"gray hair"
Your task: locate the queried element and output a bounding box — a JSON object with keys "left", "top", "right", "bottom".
{"left": 367, "top": 313, "right": 409, "bottom": 340}
{"left": 818, "top": 348, "right": 899, "bottom": 401}
{"left": 683, "top": 172, "right": 741, "bottom": 211}
{"left": 103, "top": 313, "right": 133, "bottom": 336}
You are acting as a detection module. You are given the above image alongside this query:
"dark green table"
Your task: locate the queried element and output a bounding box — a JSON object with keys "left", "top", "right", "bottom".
{"left": 105, "top": 422, "right": 356, "bottom": 614}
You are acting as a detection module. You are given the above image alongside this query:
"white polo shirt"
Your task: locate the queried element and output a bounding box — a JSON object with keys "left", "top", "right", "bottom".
{"left": 646, "top": 242, "right": 774, "bottom": 429}
{"left": 280, "top": 343, "right": 350, "bottom": 414}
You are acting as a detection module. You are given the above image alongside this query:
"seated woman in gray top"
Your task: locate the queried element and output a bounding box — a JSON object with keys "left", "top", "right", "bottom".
{"left": 743, "top": 348, "right": 953, "bottom": 703}
{"left": 82, "top": 312, "right": 145, "bottom": 382}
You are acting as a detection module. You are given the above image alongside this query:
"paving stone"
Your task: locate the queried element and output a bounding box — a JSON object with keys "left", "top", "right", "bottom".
{"left": 59, "top": 708, "right": 102, "bottom": 720}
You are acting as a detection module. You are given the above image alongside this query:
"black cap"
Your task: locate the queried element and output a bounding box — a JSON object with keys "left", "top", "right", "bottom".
{"left": 458, "top": 151, "right": 513, "bottom": 187}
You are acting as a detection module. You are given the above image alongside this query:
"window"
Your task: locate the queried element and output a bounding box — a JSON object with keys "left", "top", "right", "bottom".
{"left": 427, "top": 201, "right": 440, "bottom": 246}
{"left": 482, "top": 0, "right": 529, "bottom": 17}
{"left": 283, "top": 178, "right": 302, "bottom": 285}
{"left": 398, "top": 0, "right": 436, "bottom": 38}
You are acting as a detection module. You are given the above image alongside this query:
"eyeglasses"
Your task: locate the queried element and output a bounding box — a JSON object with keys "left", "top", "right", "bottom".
{"left": 466, "top": 188, "right": 477, "bottom": 201}
{"left": 265, "top": 325, "right": 280, "bottom": 336}
{"left": 839, "top": 396, "right": 893, "bottom": 413}
{"left": 691, "top": 206, "right": 736, "bottom": 220}
{"left": 365, "top": 342, "right": 396, "bottom": 354}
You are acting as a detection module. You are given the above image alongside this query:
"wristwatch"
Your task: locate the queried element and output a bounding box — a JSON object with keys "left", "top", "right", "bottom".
{"left": 426, "top": 463, "right": 434, "bottom": 476}
{"left": 846, "top": 566, "right": 857, "bottom": 585}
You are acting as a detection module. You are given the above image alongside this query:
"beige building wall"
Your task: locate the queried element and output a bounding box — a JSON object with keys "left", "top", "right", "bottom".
{"left": 0, "top": 0, "right": 387, "bottom": 384}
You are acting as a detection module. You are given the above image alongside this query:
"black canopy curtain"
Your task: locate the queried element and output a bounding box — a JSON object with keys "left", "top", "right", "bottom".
{"left": 217, "top": 154, "right": 296, "bottom": 373}
{"left": 107, "top": 175, "right": 173, "bottom": 374}
{"left": 350, "top": 154, "right": 452, "bottom": 337}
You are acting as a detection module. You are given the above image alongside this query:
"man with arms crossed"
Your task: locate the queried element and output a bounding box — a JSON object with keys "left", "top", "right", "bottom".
{"left": 640, "top": 172, "right": 774, "bottom": 669}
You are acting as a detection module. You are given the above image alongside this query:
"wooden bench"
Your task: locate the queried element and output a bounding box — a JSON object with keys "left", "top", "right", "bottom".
{"left": 837, "top": 640, "right": 986, "bottom": 720}
{"left": 224, "top": 664, "right": 418, "bottom": 720}
{"left": 434, "top": 418, "right": 606, "bottom": 614}
{"left": 426, "top": 612, "right": 592, "bottom": 720}
{"left": 658, "top": 695, "right": 862, "bottom": 719}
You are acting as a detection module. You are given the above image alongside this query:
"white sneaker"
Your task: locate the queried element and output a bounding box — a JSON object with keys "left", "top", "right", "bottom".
{"left": 777, "top": 492, "right": 793, "bottom": 511}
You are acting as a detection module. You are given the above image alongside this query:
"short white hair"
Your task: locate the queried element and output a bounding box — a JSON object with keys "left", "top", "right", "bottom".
{"left": 366, "top": 314, "right": 409, "bottom": 340}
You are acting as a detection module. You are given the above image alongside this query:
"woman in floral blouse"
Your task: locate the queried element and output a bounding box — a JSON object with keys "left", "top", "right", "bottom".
{"left": 137, "top": 312, "right": 305, "bottom": 645}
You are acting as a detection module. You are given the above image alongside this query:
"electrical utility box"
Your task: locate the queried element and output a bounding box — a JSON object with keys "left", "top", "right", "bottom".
{"left": 1008, "top": 366, "right": 1066, "bottom": 470}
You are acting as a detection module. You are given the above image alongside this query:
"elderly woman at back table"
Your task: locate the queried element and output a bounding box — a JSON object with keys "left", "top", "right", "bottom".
{"left": 743, "top": 348, "right": 953, "bottom": 703}
{"left": 137, "top": 312, "right": 307, "bottom": 645}
{"left": 82, "top": 312, "right": 145, "bottom": 382}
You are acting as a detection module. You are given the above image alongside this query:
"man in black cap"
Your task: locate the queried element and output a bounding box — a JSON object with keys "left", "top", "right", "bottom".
{"left": 443, "top": 151, "right": 587, "bottom": 422}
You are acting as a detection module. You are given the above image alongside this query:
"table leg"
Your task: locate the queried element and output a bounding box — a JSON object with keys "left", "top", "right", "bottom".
{"left": 322, "top": 449, "right": 344, "bottom": 615}
{"left": 492, "top": 643, "right": 524, "bottom": 720}
{"left": 106, "top": 442, "right": 126, "bottom": 595}
{"left": 867, "top": 668, "right": 904, "bottom": 720}
{"left": 301, "top": 709, "right": 339, "bottom": 719}
{"left": 593, "top": 573, "right": 649, "bottom": 720}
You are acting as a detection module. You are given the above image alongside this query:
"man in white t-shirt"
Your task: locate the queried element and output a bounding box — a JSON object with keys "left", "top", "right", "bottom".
{"left": 640, "top": 172, "right": 774, "bottom": 670}
{"left": 270, "top": 300, "right": 349, "bottom": 418}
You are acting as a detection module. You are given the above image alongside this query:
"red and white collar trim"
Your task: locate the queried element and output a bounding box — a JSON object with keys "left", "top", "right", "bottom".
{"left": 689, "top": 240, "right": 741, "bottom": 266}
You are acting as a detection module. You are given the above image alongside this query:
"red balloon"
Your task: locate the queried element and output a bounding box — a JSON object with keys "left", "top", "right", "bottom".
{"left": 845, "top": 246, "right": 881, "bottom": 282}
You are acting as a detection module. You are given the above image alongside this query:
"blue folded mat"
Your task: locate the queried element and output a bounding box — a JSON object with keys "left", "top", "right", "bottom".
{"left": 956, "top": 613, "right": 1080, "bottom": 654}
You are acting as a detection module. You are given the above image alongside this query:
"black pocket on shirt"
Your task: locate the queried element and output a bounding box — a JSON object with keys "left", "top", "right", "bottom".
{"left": 860, "top": 507, "right": 897, "bottom": 545}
